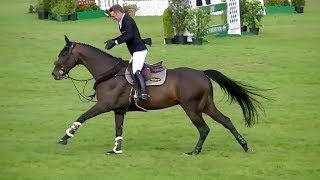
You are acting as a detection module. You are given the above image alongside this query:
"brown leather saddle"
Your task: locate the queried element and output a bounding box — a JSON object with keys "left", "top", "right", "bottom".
{"left": 125, "top": 61, "right": 167, "bottom": 86}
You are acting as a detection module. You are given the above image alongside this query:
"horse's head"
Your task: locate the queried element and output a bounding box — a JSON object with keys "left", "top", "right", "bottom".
{"left": 51, "top": 35, "right": 78, "bottom": 80}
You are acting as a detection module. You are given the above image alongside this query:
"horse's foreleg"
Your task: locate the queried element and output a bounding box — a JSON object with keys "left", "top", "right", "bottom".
{"left": 58, "top": 102, "right": 109, "bottom": 145}
{"left": 106, "top": 112, "right": 125, "bottom": 155}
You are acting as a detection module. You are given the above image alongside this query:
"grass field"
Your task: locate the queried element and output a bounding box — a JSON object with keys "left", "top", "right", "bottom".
{"left": 1, "top": 0, "right": 320, "bottom": 179}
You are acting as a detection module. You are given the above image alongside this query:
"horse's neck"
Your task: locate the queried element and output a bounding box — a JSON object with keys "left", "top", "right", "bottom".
{"left": 76, "top": 45, "right": 120, "bottom": 79}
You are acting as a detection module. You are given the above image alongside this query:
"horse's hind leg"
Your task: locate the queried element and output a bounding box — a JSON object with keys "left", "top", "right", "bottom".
{"left": 106, "top": 111, "right": 125, "bottom": 155}
{"left": 181, "top": 103, "right": 210, "bottom": 155}
{"left": 204, "top": 104, "right": 251, "bottom": 152}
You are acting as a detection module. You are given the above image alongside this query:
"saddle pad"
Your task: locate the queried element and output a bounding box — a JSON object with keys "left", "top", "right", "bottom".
{"left": 125, "top": 68, "right": 167, "bottom": 86}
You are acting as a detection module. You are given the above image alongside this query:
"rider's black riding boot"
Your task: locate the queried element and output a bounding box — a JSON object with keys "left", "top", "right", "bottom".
{"left": 135, "top": 70, "right": 149, "bottom": 101}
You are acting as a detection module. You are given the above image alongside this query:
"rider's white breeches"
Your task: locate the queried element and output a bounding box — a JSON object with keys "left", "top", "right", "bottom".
{"left": 130, "top": 49, "right": 147, "bottom": 74}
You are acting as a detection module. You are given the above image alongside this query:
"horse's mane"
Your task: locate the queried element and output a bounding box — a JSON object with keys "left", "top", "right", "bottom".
{"left": 76, "top": 42, "right": 130, "bottom": 90}
{"left": 77, "top": 42, "right": 129, "bottom": 65}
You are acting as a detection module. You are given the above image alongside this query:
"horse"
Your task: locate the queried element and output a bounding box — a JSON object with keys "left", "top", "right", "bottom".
{"left": 51, "top": 36, "right": 265, "bottom": 155}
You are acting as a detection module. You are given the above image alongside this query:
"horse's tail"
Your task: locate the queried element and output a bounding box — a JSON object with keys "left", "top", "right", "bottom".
{"left": 204, "top": 69, "right": 266, "bottom": 127}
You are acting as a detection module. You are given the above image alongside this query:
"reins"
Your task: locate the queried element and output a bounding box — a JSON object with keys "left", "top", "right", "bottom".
{"left": 66, "top": 74, "right": 97, "bottom": 102}
{"left": 65, "top": 61, "right": 125, "bottom": 103}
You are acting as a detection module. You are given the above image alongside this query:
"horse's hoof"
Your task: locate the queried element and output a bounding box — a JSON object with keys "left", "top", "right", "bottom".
{"left": 246, "top": 148, "right": 254, "bottom": 153}
{"left": 105, "top": 150, "right": 122, "bottom": 155}
{"left": 58, "top": 139, "right": 67, "bottom": 145}
{"left": 184, "top": 151, "right": 199, "bottom": 156}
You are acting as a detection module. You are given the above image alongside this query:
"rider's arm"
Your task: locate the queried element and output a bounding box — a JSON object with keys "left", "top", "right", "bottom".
{"left": 114, "top": 18, "right": 134, "bottom": 44}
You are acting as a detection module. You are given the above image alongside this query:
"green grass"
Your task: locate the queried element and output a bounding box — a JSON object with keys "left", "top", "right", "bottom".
{"left": 1, "top": 0, "right": 320, "bottom": 179}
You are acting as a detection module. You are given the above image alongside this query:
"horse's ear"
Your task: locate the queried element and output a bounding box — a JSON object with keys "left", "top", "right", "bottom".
{"left": 64, "top": 35, "right": 71, "bottom": 44}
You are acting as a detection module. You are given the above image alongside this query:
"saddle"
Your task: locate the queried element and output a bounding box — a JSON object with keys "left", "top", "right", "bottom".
{"left": 125, "top": 61, "right": 167, "bottom": 86}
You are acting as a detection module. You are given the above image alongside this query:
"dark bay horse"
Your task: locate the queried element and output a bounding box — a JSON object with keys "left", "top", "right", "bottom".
{"left": 51, "top": 36, "right": 265, "bottom": 155}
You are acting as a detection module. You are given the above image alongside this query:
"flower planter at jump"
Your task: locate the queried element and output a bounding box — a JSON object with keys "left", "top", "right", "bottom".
{"left": 191, "top": 38, "right": 203, "bottom": 45}
{"left": 55, "top": 14, "right": 69, "bottom": 22}
{"left": 249, "top": 27, "right": 260, "bottom": 35}
{"left": 76, "top": 10, "right": 106, "bottom": 20}
{"left": 265, "top": 6, "right": 295, "bottom": 14}
{"left": 295, "top": 6, "right": 304, "bottom": 13}
{"left": 38, "top": 11, "right": 49, "bottom": 19}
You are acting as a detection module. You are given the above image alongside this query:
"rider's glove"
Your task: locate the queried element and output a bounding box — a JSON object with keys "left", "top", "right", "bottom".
{"left": 104, "top": 40, "right": 116, "bottom": 50}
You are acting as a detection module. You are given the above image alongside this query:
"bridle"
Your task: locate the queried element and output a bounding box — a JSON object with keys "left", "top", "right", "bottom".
{"left": 55, "top": 42, "right": 96, "bottom": 102}
{"left": 55, "top": 42, "right": 125, "bottom": 102}
{"left": 56, "top": 42, "right": 77, "bottom": 79}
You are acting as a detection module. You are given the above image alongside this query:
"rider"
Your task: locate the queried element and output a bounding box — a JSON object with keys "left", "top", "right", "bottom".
{"left": 105, "top": 4, "right": 150, "bottom": 101}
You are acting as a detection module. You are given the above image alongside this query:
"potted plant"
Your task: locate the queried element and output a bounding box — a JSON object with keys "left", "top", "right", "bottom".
{"left": 169, "top": 0, "right": 189, "bottom": 44}
{"left": 51, "top": 0, "right": 71, "bottom": 21}
{"left": 243, "top": 0, "right": 264, "bottom": 35}
{"left": 185, "top": 8, "right": 211, "bottom": 45}
{"left": 67, "top": 0, "right": 77, "bottom": 20}
{"left": 123, "top": 3, "right": 139, "bottom": 17}
{"left": 36, "top": 0, "right": 50, "bottom": 19}
{"left": 48, "top": 0, "right": 57, "bottom": 19}
{"left": 163, "top": 8, "right": 174, "bottom": 44}
{"left": 291, "top": 0, "right": 305, "bottom": 13}
{"left": 240, "top": 0, "right": 248, "bottom": 31}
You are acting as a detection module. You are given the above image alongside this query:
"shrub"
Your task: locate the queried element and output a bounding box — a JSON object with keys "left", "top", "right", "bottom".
{"left": 240, "top": 0, "right": 248, "bottom": 25}
{"left": 282, "top": 0, "right": 290, "bottom": 6}
{"left": 291, "top": 0, "right": 305, "bottom": 7}
{"left": 123, "top": 3, "right": 138, "bottom": 13}
{"left": 264, "top": 0, "right": 291, "bottom": 6}
{"left": 169, "top": 0, "right": 189, "bottom": 35}
{"left": 163, "top": 8, "right": 174, "bottom": 39}
{"left": 243, "top": 0, "right": 264, "bottom": 28}
{"left": 51, "top": 0, "right": 76, "bottom": 15}
{"left": 185, "top": 8, "right": 211, "bottom": 39}
{"left": 76, "top": 2, "right": 100, "bottom": 12}
{"left": 36, "top": 0, "right": 51, "bottom": 12}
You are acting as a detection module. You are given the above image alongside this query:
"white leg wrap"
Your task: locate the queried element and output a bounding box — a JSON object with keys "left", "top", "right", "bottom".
{"left": 113, "top": 136, "right": 123, "bottom": 154}
{"left": 112, "top": 147, "right": 123, "bottom": 154}
{"left": 66, "top": 122, "right": 82, "bottom": 138}
{"left": 66, "top": 128, "right": 74, "bottom": 137}
{"left": 115, "top": 136, "right": 123, "bottom": 141}
{"left": 71, "top": 122, "right": 82, "bottom": 129}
